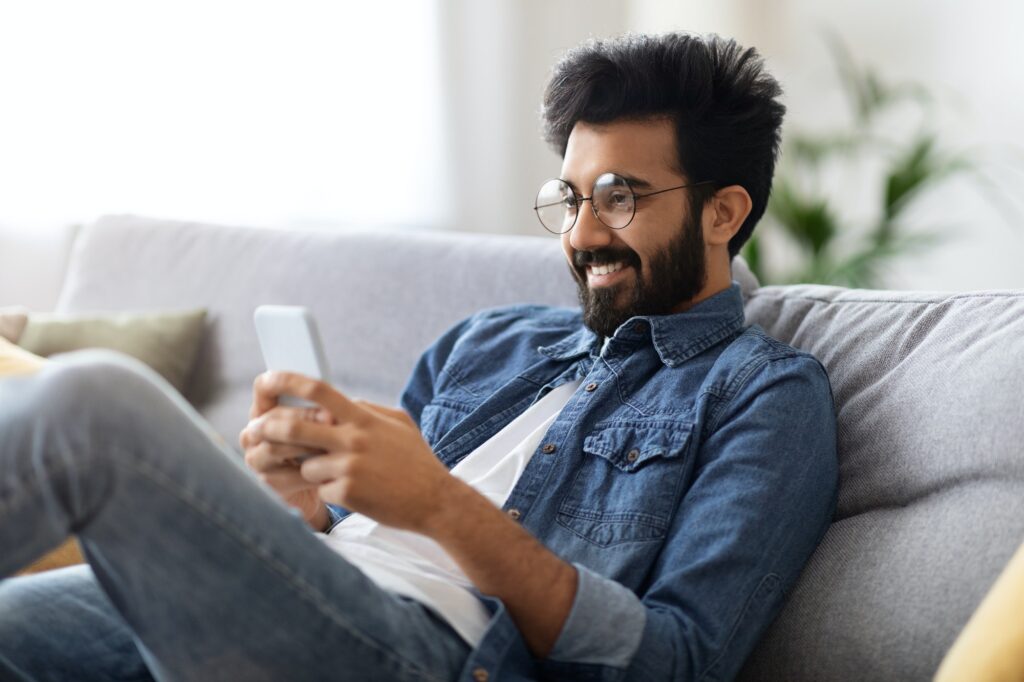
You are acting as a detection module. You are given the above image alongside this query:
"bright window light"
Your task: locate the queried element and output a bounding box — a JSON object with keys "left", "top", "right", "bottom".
{"left": 0, "top": 1, "right": 447, "bottom": 230}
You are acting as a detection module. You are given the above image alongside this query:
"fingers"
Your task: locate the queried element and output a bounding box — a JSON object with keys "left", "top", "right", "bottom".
{"left": 244, "top": 440, "right": 324, "bottom": 473}
{"left": 354, "top": 399, "right": 416, "bottom": 426}
{"left": 255, "top": 372, "right": 364, "bottom": 425}
{"left": 255, "top": 464, "right": 315, "bottom": 498}
{"left": 302, "top": 452, "right": 354, "bottom": 486}
{"left": 240, "top": 405, "right": 334, "bottom": 449}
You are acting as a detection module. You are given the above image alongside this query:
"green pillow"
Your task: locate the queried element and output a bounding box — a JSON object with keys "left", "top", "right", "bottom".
{"left": 18, "top": 308, "right": 207, "bottom": 393}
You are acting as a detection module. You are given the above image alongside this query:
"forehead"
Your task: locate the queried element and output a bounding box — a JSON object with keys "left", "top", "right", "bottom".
{"left": 561, "top": 118, "right": 680, "bottom": 185}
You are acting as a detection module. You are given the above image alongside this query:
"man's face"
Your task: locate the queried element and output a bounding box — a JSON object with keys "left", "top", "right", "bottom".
{"left": 559, "top": 118, "right": 708, "bottom": 338}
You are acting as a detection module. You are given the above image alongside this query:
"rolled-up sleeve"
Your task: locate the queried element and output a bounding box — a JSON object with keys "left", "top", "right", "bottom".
{"left": 548, "top": 562, "right": 647, "bottom": 667}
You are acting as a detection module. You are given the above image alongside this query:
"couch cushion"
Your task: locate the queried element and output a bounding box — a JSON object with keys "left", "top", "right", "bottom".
{"left": 0, "top": 337, "right": 47, "bottom": 377}
{"left": 737, "top": 285, "right": 1024, "bottom": 682}
{"left": 18, "top": 309, "right": 207, "bottom": 394}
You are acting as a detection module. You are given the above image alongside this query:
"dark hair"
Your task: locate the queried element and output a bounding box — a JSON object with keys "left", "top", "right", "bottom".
{"left": 541, "top": 32, "right": 785, "bottom": 258}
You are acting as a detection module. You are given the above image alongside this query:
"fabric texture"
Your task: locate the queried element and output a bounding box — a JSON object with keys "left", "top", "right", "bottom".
{"left": 934, "top": 538, "right": 1024, "bottom": 681}
{"left": 319, "top": 378, "right": 582, "bottom": 648}
{"left": 18, "top": 308, "right": 207, "bottom": 393}
{"left": 0, "top": 350, "right": 472, "bottom": 680}
{"left": 0, "top": 338, "right": 85, "bottom": 575}
{"left": 737, "top": 285, "right": 1024, "bottom": 682}
{"left": 0, "top": 307, "right": 29, "bottom": 343}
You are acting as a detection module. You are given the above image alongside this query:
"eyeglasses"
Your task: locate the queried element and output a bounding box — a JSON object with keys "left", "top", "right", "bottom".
{"left": 533, "top": 172, "right": 713, "bottom": 235}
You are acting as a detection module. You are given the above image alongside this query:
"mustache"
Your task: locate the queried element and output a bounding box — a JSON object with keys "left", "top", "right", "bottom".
{"left": 573, "top": 248, "right": 640, "bottom": 269}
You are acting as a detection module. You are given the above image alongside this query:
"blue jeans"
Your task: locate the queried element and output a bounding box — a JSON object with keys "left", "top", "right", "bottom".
{"left": 0, "top": 351, "right": 471, "bottom": 681}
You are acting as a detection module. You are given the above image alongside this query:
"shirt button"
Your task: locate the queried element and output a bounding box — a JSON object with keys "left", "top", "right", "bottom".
{"left": 507, "top": 508, "right": 521, "bottom": 521}
{"left": 626, "top": 449, "right": 640, "bottom": 463}
{"left": 542, "top": 443, "right": 556, "bottom": 454}
{"left": 472, "top": 667, "right": 489, "bottom": 682}
{"left": 585, "top": 382, "right": 598, "bottom": 392}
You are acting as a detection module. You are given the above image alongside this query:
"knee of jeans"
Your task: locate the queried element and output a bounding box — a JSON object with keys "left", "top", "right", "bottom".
{"left": 30, "top": 350, "right": 171, "bottom": 424}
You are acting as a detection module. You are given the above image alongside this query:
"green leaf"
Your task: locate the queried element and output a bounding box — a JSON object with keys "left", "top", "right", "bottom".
{"left": 741, "top": 234, "right": 767, "bottom": 284}
{"left": 787, "top": 132, "right": 866, "bottom": 166}
{"left": 882, "top": 135, "right": 970, "bottom": 227}
{"left": 767, "top": 180, "right": 838, "bottom": 256}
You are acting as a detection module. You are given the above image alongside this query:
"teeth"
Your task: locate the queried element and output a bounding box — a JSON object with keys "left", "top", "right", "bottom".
{"left": 589, "top": 262, "right": 625, "bottom": 276}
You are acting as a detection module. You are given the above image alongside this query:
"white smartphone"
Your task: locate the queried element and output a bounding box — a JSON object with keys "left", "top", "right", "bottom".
{"left": 254, "top": 305, "right": 331, "bottom": 407}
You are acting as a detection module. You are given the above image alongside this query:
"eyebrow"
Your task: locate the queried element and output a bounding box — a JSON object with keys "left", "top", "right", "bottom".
{"left": 616, "top": 173, "right": 654, "bottom": 190}
{"left": 560, "top": 172, "right": 655, "bottom": 193}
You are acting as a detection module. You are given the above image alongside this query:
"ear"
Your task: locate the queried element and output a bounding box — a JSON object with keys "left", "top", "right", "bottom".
{"left": 702, "top": 185, "right": 752, "bottom": 247}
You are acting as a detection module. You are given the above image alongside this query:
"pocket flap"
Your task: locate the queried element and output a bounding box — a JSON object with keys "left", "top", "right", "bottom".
{"left": 582, "top": 422, "right": 694, "bottom": 472}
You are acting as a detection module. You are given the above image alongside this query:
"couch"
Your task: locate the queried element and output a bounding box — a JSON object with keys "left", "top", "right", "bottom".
{"left": 22, "top": 214, "right": 1024, "bottom": 680}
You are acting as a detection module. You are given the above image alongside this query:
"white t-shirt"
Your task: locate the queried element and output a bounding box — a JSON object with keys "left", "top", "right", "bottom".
{"left": 316, "top": 378, "right": 584, "bottom": 646}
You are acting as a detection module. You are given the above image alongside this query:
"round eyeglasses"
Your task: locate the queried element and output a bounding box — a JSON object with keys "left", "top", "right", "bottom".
{"left": 533, "top": 172, "right": 713, "bottom": 235}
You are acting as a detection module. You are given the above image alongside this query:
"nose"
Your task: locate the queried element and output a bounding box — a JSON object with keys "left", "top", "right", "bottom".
{"left": 567, "top": 198, "right": 614, "bottom": 253}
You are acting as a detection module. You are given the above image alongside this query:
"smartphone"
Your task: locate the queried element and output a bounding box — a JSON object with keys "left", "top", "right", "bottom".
{"left": 254, "top": 305, "right": 331, "bottom": 407}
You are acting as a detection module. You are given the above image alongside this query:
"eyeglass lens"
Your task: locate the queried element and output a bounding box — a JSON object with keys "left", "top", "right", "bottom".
{"left": 534, "top": 173, "right": 636, "bottom": 234}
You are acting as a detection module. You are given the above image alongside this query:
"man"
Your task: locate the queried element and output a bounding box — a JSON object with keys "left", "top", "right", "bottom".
{"left": 0, "top": 33, "right": 837, "bottom": 681}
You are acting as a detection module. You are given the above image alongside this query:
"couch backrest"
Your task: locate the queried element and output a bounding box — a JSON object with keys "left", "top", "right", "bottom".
{"left": 738, "top": 284, "right": 1024, "bottom": 681}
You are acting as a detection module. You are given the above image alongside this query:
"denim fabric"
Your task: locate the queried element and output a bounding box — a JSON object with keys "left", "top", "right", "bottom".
{"left": 0, "top": 351, "right": 471, "bottom": 681}
{"left": 367, "top": 282, "right": 839, "bottom": 681}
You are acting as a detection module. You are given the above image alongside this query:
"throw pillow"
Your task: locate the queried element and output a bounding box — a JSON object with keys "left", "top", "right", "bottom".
{"left": 0, "top": 339, "right": 86, "bottom": 575}
{"left": 0, "top": 336, "right": 47, "bottom": 377}
{"left": 18, "top": 308, "right": 207, "bottom": 393}
{"left": 0, "top": 306, "right": 29, "bottom": 343}
{"left": 934, "top": 539, "right": 1024, "bottom": 681}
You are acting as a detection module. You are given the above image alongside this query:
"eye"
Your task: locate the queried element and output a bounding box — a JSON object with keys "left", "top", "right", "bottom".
{"left": 609, "top": 191, "right": 629, "bottom": 206}
{"left": 562, "top": 194, "right": 579, "bottom": 213}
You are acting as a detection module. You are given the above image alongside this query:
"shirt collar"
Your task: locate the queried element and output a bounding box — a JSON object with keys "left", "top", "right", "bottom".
{"left": 537, "top": 283, "right": 746, "bottom": 368}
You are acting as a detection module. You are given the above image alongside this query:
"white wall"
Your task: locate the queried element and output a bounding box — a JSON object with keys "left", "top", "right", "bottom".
{"left": 436, "top": 0, "right": 627, "bottom": 236}
{"left": 625, "top": 0, "right": 1024, "bottom": 290}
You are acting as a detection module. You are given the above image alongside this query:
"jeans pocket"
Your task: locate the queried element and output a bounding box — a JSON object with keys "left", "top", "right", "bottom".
{"left": 557, "top": 420, "right": 694, "bottom": 547}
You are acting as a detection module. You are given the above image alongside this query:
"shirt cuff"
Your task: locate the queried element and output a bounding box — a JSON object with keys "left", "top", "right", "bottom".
{"left": 324, "top": 503, "right": 347, "bottom": 532}
{"left": 547, "top": 562, "right": 646, "bottom": 667}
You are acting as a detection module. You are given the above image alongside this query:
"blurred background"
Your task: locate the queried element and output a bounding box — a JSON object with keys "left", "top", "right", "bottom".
{"left": 2, "top": 0, "right": 1023, "bottom": 310}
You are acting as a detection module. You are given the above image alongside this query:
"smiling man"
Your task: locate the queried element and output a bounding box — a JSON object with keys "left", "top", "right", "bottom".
{"left": 0, "top": 33, "right": 837, "bottom": 682}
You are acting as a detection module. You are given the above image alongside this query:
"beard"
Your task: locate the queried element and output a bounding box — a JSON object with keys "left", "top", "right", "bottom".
{"left": 569, "top": 213, "right": 707, "bottom": 339}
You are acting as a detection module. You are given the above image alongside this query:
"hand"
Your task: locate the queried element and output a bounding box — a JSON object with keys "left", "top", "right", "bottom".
{"left": 242, "top": 371, "right": 455, "bottom": 534}
{"left": 240, "top": 382, "right": 336, "bottom": 528}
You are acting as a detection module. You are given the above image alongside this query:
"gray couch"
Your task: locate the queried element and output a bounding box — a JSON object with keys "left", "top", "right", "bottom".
{"left": 54, "top": 214, "right": 1024, "bottom": 681}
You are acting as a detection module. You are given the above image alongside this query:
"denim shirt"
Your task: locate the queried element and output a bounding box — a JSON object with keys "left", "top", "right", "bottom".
{"left": 329, "top": 283, "right": 838, "bottom": 681}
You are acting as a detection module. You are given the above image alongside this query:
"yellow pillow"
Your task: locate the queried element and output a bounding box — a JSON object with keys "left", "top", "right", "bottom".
{"left": 0, "top": 337, "right": 86, "bottom": 574}
{"left": 0, "top": 336, "right": 47, "bottom": 376}
{"left": 934, "top": 539, "right": 1024, "bottom": 681}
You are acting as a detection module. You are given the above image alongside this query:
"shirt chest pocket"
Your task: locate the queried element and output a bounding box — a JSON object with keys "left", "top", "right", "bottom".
{"left": 558, "top": 421, "right": 695, "bottom": 548}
